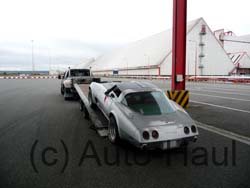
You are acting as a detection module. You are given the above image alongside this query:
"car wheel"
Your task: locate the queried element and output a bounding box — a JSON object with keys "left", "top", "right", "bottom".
{"left": 108, "top": 116, "right": 120, "bottom": 144}
{"left": 88, "top": 89, "right": 96, "bottom": 108}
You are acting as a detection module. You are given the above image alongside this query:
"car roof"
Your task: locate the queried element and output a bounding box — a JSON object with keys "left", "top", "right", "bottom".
{"left": 118, "top": 81, "right": 157, "bottom": 90}
{"left": 102, "top": 81, "right": 157, "bottom": 93}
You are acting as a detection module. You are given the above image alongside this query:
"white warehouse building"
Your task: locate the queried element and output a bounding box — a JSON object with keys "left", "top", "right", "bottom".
{"left": 87, "top": 18, "right": 237, "bottom": 76}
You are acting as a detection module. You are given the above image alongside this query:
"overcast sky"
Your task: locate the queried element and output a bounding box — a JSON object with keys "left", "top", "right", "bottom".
{"left": 0, "top": 0, "right": 250, "bottom": 71}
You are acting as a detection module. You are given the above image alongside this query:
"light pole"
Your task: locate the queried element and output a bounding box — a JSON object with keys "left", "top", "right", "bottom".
{"left": 144, "top": 54, "right": 150, "bottom": 77}
{"left": 48, "top": 48, "right": 53, "bottom": 75}
{"left": 188, "top": 40, "right": 197, "bottom": 80}
{"left": 31, "top": 40, "right": 34, "bottom": 74}
{"left": 123, "top": 57, "right": 128, "bottom": 75}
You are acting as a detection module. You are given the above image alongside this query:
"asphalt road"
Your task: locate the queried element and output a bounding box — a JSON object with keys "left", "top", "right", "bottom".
{"left": 0, "top": 79, "right": 250, "bottom": 188}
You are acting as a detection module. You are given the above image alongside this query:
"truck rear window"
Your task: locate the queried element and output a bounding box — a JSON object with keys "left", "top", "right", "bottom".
{"left": 70, "top": 69, "right": 90, "bottom": 77}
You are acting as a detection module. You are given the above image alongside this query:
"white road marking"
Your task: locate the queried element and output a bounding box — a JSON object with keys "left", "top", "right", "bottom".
{"left": 195, "top": 121, "right": 250, "bottom": 146}
{"left": 190, "top": 89, "right": 250, "bottom": 97}
{"left": 190, "top": 86, "right": 250, "bottom": 93}
{"left": 187, "top": 83, "right": 250, "bottom": 90}
{"left": 190, "top": 100, "right": 250, "bottom": 114}
{"left": 191, "top": 93, "right": 250, "bottom": 102}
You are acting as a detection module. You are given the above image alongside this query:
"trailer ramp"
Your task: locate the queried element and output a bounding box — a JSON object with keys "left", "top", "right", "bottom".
{"left": 74, "top": 83, "right": 108, "bottom": 137}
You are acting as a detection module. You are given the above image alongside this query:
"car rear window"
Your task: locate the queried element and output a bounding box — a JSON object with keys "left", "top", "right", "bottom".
{"left": 124, "top": 91, "right": 175, "bottom": 115}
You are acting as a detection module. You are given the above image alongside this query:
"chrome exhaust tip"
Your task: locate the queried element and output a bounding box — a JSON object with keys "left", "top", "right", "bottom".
{"left": 140, "top": 144, "right": 148, "bottom": 150}
{"left": 193, "top": 136, "right": 198, "bottom": 142}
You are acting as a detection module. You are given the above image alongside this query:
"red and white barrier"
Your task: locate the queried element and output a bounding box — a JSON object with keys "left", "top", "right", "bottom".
{"left": 96, "top": 74, "right": 250, "bottom": 84}
{"left": 0, "top": 76, "right": 57, "bottom": 79}
{"left": 187, "top": 76, "right": 250, "bottom": 84}
{"left": 99, "top": 75, "right": 171, "bottom": 80}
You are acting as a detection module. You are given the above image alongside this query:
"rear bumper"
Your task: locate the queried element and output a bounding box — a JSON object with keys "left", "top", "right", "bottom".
{"left": 137, "top": 136, "right": 198, "bottom": 150}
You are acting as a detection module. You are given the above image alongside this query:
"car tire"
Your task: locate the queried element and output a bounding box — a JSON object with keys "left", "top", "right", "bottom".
{"left": 108, "top": 116, "right": 120, "bottom": 144}
{"left": 88, "top": 89, "right": 96, "bottom": 108}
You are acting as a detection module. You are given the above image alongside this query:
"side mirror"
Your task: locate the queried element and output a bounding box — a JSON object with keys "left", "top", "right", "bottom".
{"left": 58, "top": 75, "right": 61, "bottom": 79}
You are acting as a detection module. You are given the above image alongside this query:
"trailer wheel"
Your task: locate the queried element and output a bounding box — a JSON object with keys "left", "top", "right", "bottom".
{"left": 83, "top": 106, "right": 89, "bottom": 120}
{"left": 88, "top": 89, "right": 96, "bottom": 108}
{"left": 79, "top": 100, "right": 84, "bottom": 111}
{"left": 80, "top": 100, "right": 89, "bottom": 119}
{"left": 108, "top": 116, "right": 120, "bottom": 144}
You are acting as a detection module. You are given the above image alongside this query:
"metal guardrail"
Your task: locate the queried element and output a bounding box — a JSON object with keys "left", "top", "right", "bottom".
{"left": 95, "top": 74, "right": 250, "bottom": 84}
{"left": 187, "top": 77, "right": 250, "bottom": 84}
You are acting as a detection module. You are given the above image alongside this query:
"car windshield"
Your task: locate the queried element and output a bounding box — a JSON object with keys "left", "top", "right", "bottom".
{"left": 70, "top": 69, "right": 90, "bottom": 77}
{"left": 124, "top": 91, "right": 176, "bottom": 115}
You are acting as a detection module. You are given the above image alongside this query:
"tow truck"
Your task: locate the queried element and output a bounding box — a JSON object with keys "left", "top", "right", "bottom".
{"left": 59, "top": 68, "right": 100, "bottom": 100}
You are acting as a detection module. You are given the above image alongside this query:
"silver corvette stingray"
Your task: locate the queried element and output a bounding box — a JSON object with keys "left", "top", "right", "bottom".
{"left": 88, "top": 81, "right": 198, "bottom": 150}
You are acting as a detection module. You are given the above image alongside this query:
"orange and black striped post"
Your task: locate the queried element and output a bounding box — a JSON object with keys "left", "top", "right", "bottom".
{"left": 166, "top": 90, "right": 190, "bottom": 108}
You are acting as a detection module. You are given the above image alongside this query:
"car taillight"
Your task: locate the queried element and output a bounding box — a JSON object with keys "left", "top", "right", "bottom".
{"left": 184, "top": 127, "right": 190, "bottom": 134}
{"left": 152, "top": 130, "right": 159, "bottom": 139}
{"left": 142, "top": 131, "right": 150, "bottom": 140}
{"left": 191, "top": 125, "right": 197, "bottom": 133}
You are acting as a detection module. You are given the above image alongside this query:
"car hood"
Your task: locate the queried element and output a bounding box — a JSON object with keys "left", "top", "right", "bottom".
{"left": 129, "top": 110, "right": 193, "bottom": 131}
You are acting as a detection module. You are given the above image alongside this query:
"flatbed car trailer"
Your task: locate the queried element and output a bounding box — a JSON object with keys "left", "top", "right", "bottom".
{"left": 74, "top": 83, "right": 109, "bottom": 137}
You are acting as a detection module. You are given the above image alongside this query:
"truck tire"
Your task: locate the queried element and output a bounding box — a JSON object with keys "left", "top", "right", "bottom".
{"left": 61, "top": 86, "right": 64, "bottom": 95}
{"left": 64, "top": 88, "right": 70, "bottom": 101}
{"left": 108, "top": 116, "right": 120, "bottom": 144}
